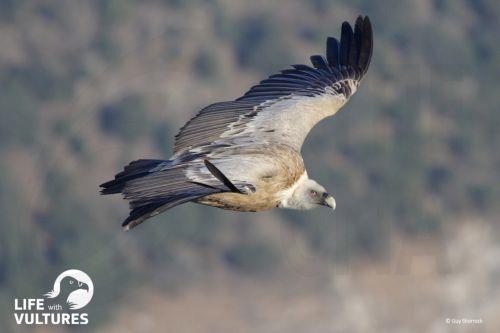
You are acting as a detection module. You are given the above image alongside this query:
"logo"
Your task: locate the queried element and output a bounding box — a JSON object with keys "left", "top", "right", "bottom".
{"left": 44, "top": 269, "right": 94, "bottom": 309}
{"left": 14, "top": 269, "right": 93, "bottom": 325}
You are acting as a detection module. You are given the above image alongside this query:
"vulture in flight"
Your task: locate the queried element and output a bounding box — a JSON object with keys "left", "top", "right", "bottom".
{"left": 101, "top": 16, "right": 373, "bottom": 230}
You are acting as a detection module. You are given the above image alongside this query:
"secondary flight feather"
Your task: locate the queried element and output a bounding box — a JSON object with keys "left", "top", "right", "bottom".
{"left": 100, "top": 16, "right": 373, "bottom": 230}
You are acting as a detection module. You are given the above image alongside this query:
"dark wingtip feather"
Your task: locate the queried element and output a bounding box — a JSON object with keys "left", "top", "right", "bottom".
{"left": 332, "top": 15, "right": 372, "bottom": 76}
{"left": 357, "top": 16, "right": 373, "bottom": 74}
{"left": 339, "top": 21, "right": 354, "bottom": 67}
{"left": 121, "top": 201, "right": 166, "bottom": 230}
{"left": 100, "top": 178, "right": 128, "bottom": 194}
{"left": 310, "top": 55, "right": 329, "bottom": 70}
{"left": 326, "top": 37, "right": 340, "bottom": 68}
{"left": 351, "top": 16, "right": 363, "bottom": 67}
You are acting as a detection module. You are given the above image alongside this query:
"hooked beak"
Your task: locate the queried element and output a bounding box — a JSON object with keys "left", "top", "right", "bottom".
{"left": 78, "top": 281, "right": 89, "bottom": 292}
{"left": 322, "top": 195, "right": 336, "bottom": 210}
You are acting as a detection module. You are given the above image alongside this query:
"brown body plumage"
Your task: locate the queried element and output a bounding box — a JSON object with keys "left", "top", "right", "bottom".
{"left": 196, "top": 145, "right": 305, "bottom": 211}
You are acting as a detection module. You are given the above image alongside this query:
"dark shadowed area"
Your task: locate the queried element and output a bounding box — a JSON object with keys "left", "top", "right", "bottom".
{"left": 0, "top": 0, "right": 499, "bottom": 332}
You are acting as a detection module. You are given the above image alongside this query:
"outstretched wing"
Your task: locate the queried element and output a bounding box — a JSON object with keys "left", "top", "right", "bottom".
{"left": 173, "top": 16, "right": 373, "bottom": 154}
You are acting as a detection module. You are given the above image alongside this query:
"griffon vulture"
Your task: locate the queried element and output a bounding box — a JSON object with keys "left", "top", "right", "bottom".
{"left": 101, "top": 16, "right": 373, "bottom": 230}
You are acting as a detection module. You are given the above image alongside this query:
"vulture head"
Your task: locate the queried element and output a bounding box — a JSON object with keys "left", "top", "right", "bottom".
{"left": 281, "top": 178, "right": 336, "bottom": 211}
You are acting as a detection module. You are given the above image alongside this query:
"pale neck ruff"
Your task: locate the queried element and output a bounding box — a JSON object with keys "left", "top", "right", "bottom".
{"left": 276, "top": 171, "right": 309, "bottom": 209}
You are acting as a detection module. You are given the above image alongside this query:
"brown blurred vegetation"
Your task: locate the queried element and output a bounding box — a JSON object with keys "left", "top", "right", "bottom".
{"left": 0, "top": 0, "right": 499, "bottom": 332}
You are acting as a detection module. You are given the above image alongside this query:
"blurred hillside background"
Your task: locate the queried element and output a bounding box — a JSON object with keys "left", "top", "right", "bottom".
{"left": 1, "top": 0, "right": 499, "bottom": 332}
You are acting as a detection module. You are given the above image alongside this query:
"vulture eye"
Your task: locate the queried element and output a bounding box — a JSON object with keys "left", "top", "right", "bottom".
{"left": 69, "top": 280, "right": 73, "bottom": 284}
{"left": 309, "top": 190, "right": 317, "bottom": 197}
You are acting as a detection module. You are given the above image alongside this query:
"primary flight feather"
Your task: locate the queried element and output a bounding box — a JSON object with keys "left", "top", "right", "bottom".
{"left": 100, "top": 16, "right": 373, "bottom": 230}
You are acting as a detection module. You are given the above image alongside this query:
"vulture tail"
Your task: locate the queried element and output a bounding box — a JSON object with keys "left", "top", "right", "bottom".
{"left": 100, "top": 159, "right": 165, "bottom": 195}
{"left": 100, "top": 159, "right": 222, "bottom": 230}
